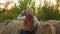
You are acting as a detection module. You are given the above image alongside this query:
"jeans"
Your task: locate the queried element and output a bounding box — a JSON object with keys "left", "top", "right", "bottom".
{"left": 20, "top": 25, "right": 38, "bottom": 34}
{"left": 20, "top": 29, "right": 29, "bottom": 34}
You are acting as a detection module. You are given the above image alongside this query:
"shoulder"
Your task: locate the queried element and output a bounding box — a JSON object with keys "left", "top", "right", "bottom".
{"left": 34, "top": 16, "right": 38, "bottom": 20}
{"left": 34, "top": 16, "right": 37, "bottom": 18}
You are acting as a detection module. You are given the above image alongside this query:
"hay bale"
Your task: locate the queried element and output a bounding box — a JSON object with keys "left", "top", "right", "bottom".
{"left": 1, "top": 20, "right": 60, "bottom": 34}
{"left": 0, "top": 20, "right": 23, "bottom": 34}
{"left": 36, "top": 23, "right": 56, "bottom": 34}
{"left": 47, "top": 20, "right": 60, "bottom": 24}
{"left": 53, "top": 23, "right": 60, "bottom": 34}
{"left": 0, "top": 23, "right": 3, "bottom": 30}
{"left": 46, "top": 20, "right": 60, "bottom": 34}
{"left": 0, "top": 20, "right": 12, "bottom": 30}
{"left": 0, "top": 20, "right": 36, "bottom": 34}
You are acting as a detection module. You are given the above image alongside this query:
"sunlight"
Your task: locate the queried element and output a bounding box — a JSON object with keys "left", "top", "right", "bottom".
{"left": 35, "top": 0, "right": 40, "bottom": 7}
{"left": 13, "top": 0, "right": 19, "bottom": 6}
{"left": 0, "top": 0, "right": 6, "bottom": 3}
{"left": 34, "top": 0, "right": 57, "bottom": 7}
{"left": 7, "top": 0, "right": 19, "bottom": 10}
{"left": 28, "top": 0, "right": 35, "bottom": 7}
{"left": 0, "top": 0, "right": 57, "bottom": 10}
{"left": 58, "top": 7, "right": 60, "bottom": 14}
{"left": 0, "top": 5, "right": 4, "bottom": 8}
{"left": 7, "top": 3, "right": 14, "bottom": 10}
{"left": 50, "top": 0, "right": 57, "bottom": 5}
{"left": 35, "top": 0, "right": 40, "bottom": 15}
{"left": 58, "top": 7, "right": 60, "bottom": 10}
{"left": 0, "top": 0, "right": 19, "bottom": 10}
{"left": 41, "top": 0, "right": 44, "bottom": 7}
{"left": 46, "top": 0, "right": 57, "bottom": 5}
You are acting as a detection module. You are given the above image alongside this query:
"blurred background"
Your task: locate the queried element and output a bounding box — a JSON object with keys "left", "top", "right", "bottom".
{"left": 0, "top": 0, "right": 60, "bottom": 22}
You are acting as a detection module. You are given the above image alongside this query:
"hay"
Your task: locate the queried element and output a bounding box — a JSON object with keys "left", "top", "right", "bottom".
{"left": 0, "top": 20, "right": 60, "bottom": 34}
{"left": 0, "top": 20, "right": 23, "bottom": 34}
{"left": 0, "top": 23, "right": 3, "bottom": 30}
{"left": 36, "top": 23, "right": 56, "bottom": 34}
{"left": 46, "top": 20, "right": 60, "bottom": 34}
{"left": 0, "top": 20, "right": 37, "bottom": 34}
{"left": 53, "top": 23, "right": 60, "bottom": 34}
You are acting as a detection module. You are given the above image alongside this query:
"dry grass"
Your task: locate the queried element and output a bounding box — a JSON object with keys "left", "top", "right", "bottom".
{"left": 36, "top": 23, "right": 56, "bottom": 34}
{"left": 0, "top": 20, "right": 60, "bottom": 34}
{"left": 0, "top": 20, "right": 23, "bottom": 34}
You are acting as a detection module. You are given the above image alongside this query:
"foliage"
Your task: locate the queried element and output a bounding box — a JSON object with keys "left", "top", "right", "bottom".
{"left": 0, "top": 13, "right": 13, "bottom": 22}
{"left": 42, "top": 6, "right": 60, "bottom": 20}
{"left": 0, "top": 0, "right": 60, "bottom": 21}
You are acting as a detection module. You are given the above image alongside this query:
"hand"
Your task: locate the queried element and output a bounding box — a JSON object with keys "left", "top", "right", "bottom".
{"left": 36, "top": 24, "right": 40, "bottom": 27}
{"left": 21, "top": 10, "right": 25, "bottom": 14}
{"left": 37, "top": 22, "right": 40, "bottom": 27}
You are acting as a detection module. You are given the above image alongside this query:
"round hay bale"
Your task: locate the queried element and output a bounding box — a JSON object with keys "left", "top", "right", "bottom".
{"left": 46, "top": 20, "right": 60, "bottom": 34}
{"left": 0, "top": 20, "right": 58, "bottom": 34}
{"left": 0, "top": 20, "right": 12, "bottom": 31}
{"left": 0, "top": 23, "right": 3, "bottom": 30}
{"left": 53, "top": 23, "right": 60, "bottom": 34}
{"left": 36, "top": 23, "right": 56, "bottom": 34}
{"left": 0, "top": 20, "right": 23, "bottom": 34}
{"left": 3, "top": 20, "right": 12, "bottom": 26}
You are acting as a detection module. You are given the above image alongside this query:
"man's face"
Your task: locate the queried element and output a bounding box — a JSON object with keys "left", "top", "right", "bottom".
{"left": 28, "top": 9, "right": 33, "bottom": 15}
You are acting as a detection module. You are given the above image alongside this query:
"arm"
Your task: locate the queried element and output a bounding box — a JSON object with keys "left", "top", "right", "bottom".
{"left": 17, "top": 10, "right": 25, "bottom": 21}
{"left": 34, "top": 16, "right": 40, "bottom": 23}
{"left": 34, "top": 16, "right": 40, "bottom": 27}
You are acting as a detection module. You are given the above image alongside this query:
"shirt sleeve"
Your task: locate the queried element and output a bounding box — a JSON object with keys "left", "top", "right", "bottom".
{"left": 17, "top": 16, "right": 25, "bottom": 21}
{"left": 34, "top": 16, "right": 40, "bottom": 24}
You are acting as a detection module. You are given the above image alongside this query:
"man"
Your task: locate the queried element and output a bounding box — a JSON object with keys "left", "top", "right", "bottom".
{"left": 17, "top": 7, "right": 40, "bottom": 34}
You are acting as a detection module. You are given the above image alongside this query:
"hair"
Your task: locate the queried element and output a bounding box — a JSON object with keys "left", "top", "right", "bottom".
{"left": 26, "top": 7, "right": 33, "bottom": 13}
{"left": 26, "top": 7, "right": 33, "bottom": 15}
